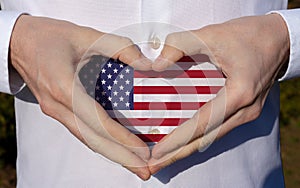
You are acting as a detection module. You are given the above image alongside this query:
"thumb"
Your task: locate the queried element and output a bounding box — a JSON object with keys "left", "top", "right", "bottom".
{"left": 152, "top": 30, "right": 207, "bottom": 71}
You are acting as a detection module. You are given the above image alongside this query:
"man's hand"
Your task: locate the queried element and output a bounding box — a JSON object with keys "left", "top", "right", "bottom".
{"left": 10, "top": 15, "right": 152, "bottom": 180}
{"left": 149, "top": 14, "right": 290, "bottom": 173}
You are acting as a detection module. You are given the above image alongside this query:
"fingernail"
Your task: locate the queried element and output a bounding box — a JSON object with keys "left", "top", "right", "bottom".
{"left": 138, "top": 170, "right": 151, "bottom": 181}
{"left": 148, "top": 163, "right": 161, "bottom": 175}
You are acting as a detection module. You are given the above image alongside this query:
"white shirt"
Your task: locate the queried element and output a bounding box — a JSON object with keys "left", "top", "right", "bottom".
{"left": 0, "top": 1, "right": 300, "bottom": 187}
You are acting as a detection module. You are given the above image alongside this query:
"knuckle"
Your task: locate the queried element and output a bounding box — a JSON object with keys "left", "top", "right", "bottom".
{"left": 39, "top": 100, "right": 54, "bottom": 116}
{"left": 248, "top": 104, "right": 262, "bottom": 121}
{"left": 119, "top": 36, "right": 134, "bottom": 47}
{"left": 113, "top": 36, "right": 137, "bottom": 60}
{"left": 233, "top": 86, "right": 256, "bottom": 108}
{"left": 238, "top": 103, "right": 262, "bottom": 124}
{"left": 165, "top": 33, "right": 180, "bottom": 47}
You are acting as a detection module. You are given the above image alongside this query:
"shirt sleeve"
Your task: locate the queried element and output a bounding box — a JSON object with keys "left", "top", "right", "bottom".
{"left": 270, "top": 9, "right": 300, "bottom": 81}
{"left": 0, "top": 10, "right": 25, "bottom": 94}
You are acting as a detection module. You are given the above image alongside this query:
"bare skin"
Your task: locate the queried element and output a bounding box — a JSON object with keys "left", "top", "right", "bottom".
{"left": 9, "top": 13, "right": 290, "bottom": 180}
{"left": 9, "top": 15, "right": 153, "bottom": 180}
{"left": 149, "top": 14, "right": 290, "bottom": 174}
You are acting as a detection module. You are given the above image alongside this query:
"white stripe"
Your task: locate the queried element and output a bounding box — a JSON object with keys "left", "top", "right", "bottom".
{"left": 134, "top": 78, "right": 225, "bottom": 86}
{"left": 107, "top": 110, "right": 197, "bottom": 118}
{"left": 125, "top": 126, "right": 176, "bottom": 134}
{"left": 134, "top": 94, "right": 216, "bottom": 102}
{"left": 166, "top": 62, "right": 219, "bottom": 70}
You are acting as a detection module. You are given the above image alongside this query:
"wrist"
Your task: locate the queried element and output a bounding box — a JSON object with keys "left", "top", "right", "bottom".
{"left": 267, "top": 13, "right": 290, "bottom": 78}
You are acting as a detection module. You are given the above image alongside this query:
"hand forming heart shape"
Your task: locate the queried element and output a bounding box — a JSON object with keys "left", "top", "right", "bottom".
{"left": 10, "top": 14, "right": 289, "bottom": 180}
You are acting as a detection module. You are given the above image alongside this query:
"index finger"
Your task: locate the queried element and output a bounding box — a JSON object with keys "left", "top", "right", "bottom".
{"left": 80, "top": 33, "right": 153, "bottom": 71}
{"left": 152, "top": 31, "right": 208, "bottom": 71}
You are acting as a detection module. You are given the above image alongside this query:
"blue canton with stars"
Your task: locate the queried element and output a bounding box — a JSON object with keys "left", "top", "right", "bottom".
{"left": 79, "top": 55, "right": 134, "bottom": 110}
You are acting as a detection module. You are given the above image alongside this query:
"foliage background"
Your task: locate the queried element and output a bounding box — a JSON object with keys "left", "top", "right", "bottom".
{"left": 0, "top": 1, "right": 300, "bottom": 187}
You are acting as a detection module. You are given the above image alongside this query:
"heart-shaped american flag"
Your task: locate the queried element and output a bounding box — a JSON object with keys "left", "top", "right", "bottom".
{"left": 79, "top": 55, "right": 225, "bottom": 144}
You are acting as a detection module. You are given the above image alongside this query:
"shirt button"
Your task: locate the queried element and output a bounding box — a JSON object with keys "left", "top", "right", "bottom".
{"left": 149, "top": 34, "right": 161, "bottom": 50}
{"left": 149, "top": 128, "right": 160, "bottom": 134}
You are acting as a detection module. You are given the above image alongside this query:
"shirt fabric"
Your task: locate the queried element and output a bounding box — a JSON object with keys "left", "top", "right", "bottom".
{"left": 0, "top": 0, "right": 300, "bottom": 187}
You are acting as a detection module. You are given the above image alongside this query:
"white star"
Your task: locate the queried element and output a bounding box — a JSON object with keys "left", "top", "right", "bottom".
{"left": 119, "top": 85, "right": 124, "bottom": 90}
{"left": 108, "top": 96, "right": 112, "bottom": 101}
{"left": 96, "top": 97, "right": 100, "bottom": 101}
{"left": 101, "top": 68, "right": 106, "bottom": 73}
{"left": 125, "top": 80, "right": 130, "bottom": 85}
{"left": 96, "top": 63, "right": 100, "bottom": 68}
{"left": 119, "top": 96, "right": 124, "bottom": 102}
{"left": 95, "top": 86, "right": 100, "bottom": 90}
{"left": 125, "top": 68, "right": 130, "bottom": 74}
{"left": 113, "top": 80, "right": 118, "bottom": 85}
{"left": 119, "top": 74, "right": 124, "bottom": 79}
{"left": 119, "top": 64, "right": 124, "bottom": 68}
{"left": 101, "top": 102, "right": 106, "bottom": 107}
{"left": 83, "top": 74, "right": 88, "bottom": 79}
{"left": 89, "top": 80, "right": 94, "bottom": 85}
{"left": 107, "top": 74, "right": 112, "bottom": 79}
{"left": 107, "top": 85, "right": 112, "bottom": 90}
{"left": 113, "top": 91, "right": 118, "bottom": 96}
{"left": 125, "top": 102, "right": 130, "bottom": 107}
{"left": 107, "top": 62, "right": 112, "bottom": 68}
{"left": 101, "top": 91, "right": 106, "bottom": 96}
{"left": 90, "top": 69, "right": 94, "bottom": 73}
{"left": 113, "top": 102, "right": 118, "bottom": 107}
{"left": 101, "top": 79, "right": 106, "bottom": 85}
{"left": 125, "top": 91, "right": 130, "bottom": 96}
{"left": 113, "top": 68, "right": 118, "bottom": 74}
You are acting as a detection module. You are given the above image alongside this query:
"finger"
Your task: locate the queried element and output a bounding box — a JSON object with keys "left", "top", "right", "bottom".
{"left": 77, "top": 118, "right": 151, "bottom": 180}
{"left": 152, "top": 31, "right": 206, "bottom": 71}
{"left": 149, "top": 92, "right": 267, "bottom": 174}
{"left": 46, "top": 55, "right": 150, "bottom": 161}
{"left": 81, "top": 33, "right": 152, "bottom": 71}
{"left": 46, "top": 73, "right": 150, "bottom": 161}
{"left": 71, "top": 80, "right": 150, "bottom": 161}
{"left": 40, "top": 97, "right": 151, "bottom": 180}
{"left": 148, "top": 123, "right": 222, "bottom": 174}
{"left": 152, "top": 48, "right": 184, "bottom": 72}
{"left": 152, "top": 79, "right": 253, "bottom": 159}
{"left": 116, "top": 44, "right": 153, "bottom": 71}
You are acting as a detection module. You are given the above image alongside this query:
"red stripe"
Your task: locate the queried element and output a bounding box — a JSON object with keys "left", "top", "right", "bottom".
{"left": 177, "top": 56, "right": 195, "bottom": 62}
{"left": 115, "top": 118, "right": 189, "bottom": 126}
{"left": 133, "top": 102, "right": 205, "bottom": 110}
{"left": 134, "top": 70, "right": 223, "bottom": 78}
{"left": 134, "top": 86, "right": 222, "bottom": 94}
{"left": 178, "top": 55, "right": 210, "bottom": 62}
{"left": 136, "top": 134, "right": 166, "bottom": 142}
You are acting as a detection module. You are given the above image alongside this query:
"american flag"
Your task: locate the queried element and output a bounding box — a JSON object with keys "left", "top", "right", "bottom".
{"left": 79, "top": 55, "right": 225, "bottom": 144}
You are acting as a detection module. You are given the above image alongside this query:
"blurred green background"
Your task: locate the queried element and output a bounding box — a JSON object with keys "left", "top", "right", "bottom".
{"left": 1, "top": 1, "right": 300, "bottom": 187}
